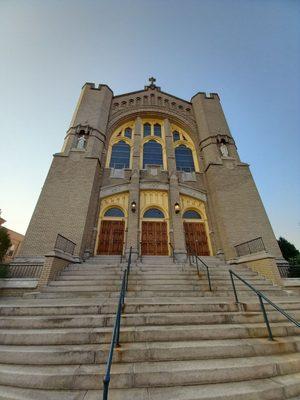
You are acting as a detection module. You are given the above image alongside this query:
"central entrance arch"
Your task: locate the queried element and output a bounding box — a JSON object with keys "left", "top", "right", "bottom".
{"left": 141, "top": 208, "right": 168, "bottom": 255}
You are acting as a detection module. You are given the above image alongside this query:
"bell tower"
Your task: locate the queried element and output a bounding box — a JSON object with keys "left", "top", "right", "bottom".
{"left": 18, "top": 83, "right": 113, "bottom": 261}
{"left": 191, "top": 92, "right": 282, "bottom": 261}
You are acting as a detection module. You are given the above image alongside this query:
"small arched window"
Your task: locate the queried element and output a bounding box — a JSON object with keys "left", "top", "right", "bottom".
{"left": 183, "top": 210, "right": 202, "bottom": 219}
{"left": 143, "top": 208, "right": 165, "bottom": 218}
{"left": 154, "top": 123, "right": 161, "bottom": 137}
{"left": 104, "top": 207, "right": 125, "bottom": 217}
{"left": 109, "top": 140, "right": 130, "bottom": 169}
{"left": 124, "top": 127, "right": 132, "bottom": 139}
{"left": 143, "top": 140, "right": 163, "bottom": 168}
{"left": 143, "top": 123, "right": 151, "bottom": 137}
{"left": 173, "top": 131, "right": 180, "bottom": 142}
{"left": 175, "top": 145, "right": 195, "bottom": 172}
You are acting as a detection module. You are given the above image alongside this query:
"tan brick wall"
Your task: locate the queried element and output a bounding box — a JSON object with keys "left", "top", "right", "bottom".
{"left": 241, "top": 257, "right": 282, "bottom": 285}
{"left": 0, "top": 288, "right": 33, "bottom": 297}
{"left": 205, "top": 164, "right": 282, "bottom": 259}
{"left": 19, "top": 154, "right": 100, "bottom": 258}
{"left": 38, "top": 256, "right": 70, "bottom": 288}
{"left": 191, "top": 93, "right": 282, "bottom": 261}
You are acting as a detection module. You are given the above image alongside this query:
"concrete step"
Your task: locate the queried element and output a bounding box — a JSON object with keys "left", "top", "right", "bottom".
{"left": 26, "top": 291, "right": 280, "bottom": 299}
{"left": 2, "top": 297, "right": 299, "bottom": 315}
{"left": 1, "top": 373, "right": 299, "bottom": 400}
{"left": 59, "top": 270, "right": 259, "bottom": 277}
{"left": 0, "top": 353, "right": 300, "bottom": 390}
{"left": 0, "top": 322, "right": 298, "bottom": 346}
{"left": 1, "top": 336, "right": 299, "bottom": 365}
{"left": 1, "top": 310, "right": 300, "bottom": 329}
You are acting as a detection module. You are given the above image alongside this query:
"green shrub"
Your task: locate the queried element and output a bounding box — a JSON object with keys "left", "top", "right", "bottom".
{"left": 0, "top": 264, "right": 8, "bottom": 278}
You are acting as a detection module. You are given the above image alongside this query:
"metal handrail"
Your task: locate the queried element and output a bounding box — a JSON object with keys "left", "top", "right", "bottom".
{"left": 120, "top": 242, "right": 126, "bottom": 264}
{"left": 54, "top": 234, "right": 76, "bottom": 255}
{"left": 169, "top": 242, "right": 175, "bottom": 263}
{"left": 234, "top": 237, "right": 265, "bottom": 257}
{"left": 102, "top": 246, "right": 132, "bottom": 399}
{"left": 229, "top": 269, "right": 300, "bottom": 340}
{"left": 188, "top": 251, "right": 212, "bottom": 291}
{"left": 139, "top": 241, "right": 143, "bottom": 263}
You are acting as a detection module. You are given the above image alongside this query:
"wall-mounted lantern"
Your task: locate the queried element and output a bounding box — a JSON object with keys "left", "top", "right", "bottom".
{"left": 131, "top": 201, "right": 137, "bottom": 213}
{"left": 174, "top": 202, "right": 181, "bottom": 214}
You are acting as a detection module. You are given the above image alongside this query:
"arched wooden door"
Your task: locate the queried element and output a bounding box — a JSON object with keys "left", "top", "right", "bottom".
{"left": 183, "top": 210, "right": 210, "bottom": 256}
{"left": 141, "top": 208, "right": 169, "bottom": 255}
{"left": 97, "top": 207, "right": 125, "bottom": 255}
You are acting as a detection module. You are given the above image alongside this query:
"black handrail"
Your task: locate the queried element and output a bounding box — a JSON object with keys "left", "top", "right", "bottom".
{"left": 139, "top": 241, "right": 143, "bottom": 263}
{"left": 169, "top": 242, "right": 175, "bottom": 263}
{"left": 229, "top": 269, "right": 300, "bottom": 340}
{"left": 188, "top": 251, "right": 212, "bottom": 291}
{"left": 102, "top": 246, "right": 132, "bottom": 399}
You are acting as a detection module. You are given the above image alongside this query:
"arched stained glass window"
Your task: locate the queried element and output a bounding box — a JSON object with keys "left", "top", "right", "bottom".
{"left": 175, "top": 145, "right": 195, "bottom": 172}
{"left": 143, "top": 208, "right": 164, "bottom": 218}
{"left": 124, "top": 127, "right": 132, "bottom": 138}
{"left": 109, "top": 140, "right": 130, "bottom": 169}
{"left": 104, "top": 207, "right": 125, "bottom": 217}
{"left": 143, "top": 123, "right": 151, "bottom": 137}
{"left": 143, "top": 140, "right": 163, "bottom": 168}
{"left": 173, "top": 131, "right": 180, "bottom": 142}
{"left": 154, "top": 123, "right": 161, "bottom": 137}
{"left": 183, "top": 210, "right": 202, "bottom": 219}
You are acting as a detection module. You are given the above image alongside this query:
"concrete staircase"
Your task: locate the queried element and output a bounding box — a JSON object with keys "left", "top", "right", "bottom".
{"left": 0, "top": 255, "right": 299, "bottom": 399}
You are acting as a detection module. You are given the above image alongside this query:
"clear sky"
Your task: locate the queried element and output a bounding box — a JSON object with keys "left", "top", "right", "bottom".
{"left": 0, "top": 0, "right": 299, "bottom": 248}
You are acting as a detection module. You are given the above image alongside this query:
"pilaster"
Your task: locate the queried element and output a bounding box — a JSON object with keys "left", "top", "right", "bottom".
{"left": 164, "top": 119, "right": 187, "bottom": 262}
{"left": 125, "top": 117, "right": 142, "bottom": 261}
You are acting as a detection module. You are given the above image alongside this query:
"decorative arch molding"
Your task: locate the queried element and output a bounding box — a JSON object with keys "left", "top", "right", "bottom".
{"left": 95, "top": 192, "right": 129, "bottom": 256}
{"left": 105, "top": 121, "right": 134, "bottom": 169}
{"left": 179, "top": 185, "right": 207, "bottom": 202}
{"left": 140, "top": 190, "right": 169, "bottom": 219}
{"left": 109, "top": 89, "right": 195, "bottom": 127}
{"left": 180, "top": 194, "right": 207, "bottom": 220}
{"left": 99, "top": 184, "right": 129, "bottom": 199}
{"left": 180, "top": 194, "right": 213, "bottom": 255}
{"left": 140, "top": 182, "right": 169, "bottom": 191}
{"left": 107, "top": 110, "right": 198, "bottom": 140}
{"left": 99, "top": 192, "right": 129, "bottom": 218}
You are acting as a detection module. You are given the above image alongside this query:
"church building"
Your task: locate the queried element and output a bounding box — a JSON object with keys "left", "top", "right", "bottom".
{"left": 17, "top": 78, "right": 283, "bottom": 276}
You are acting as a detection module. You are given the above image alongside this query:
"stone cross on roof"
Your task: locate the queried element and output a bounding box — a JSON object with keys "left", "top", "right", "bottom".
{"left": 148, "top": 77, "right": 156, "bottom": 87}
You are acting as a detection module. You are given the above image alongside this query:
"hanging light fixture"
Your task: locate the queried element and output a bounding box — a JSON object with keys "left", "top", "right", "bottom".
{"left": 131, "top": 201, "right": 137, "bottom": 212}
{"left": 174, "top": 202, "right": 180, "bottom": 214}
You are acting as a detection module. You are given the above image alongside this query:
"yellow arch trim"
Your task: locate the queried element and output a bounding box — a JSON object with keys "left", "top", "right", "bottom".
{"left": 94, "top": 192, "right": 129, "bottom": 255}
{"left": 142, "top": 205, "right": 166, "bottom": 219}
{"left": 182, "top": 207, "right": 204, "bottom": 220}
{"left": 180, "top": 194, "right": 213, "bottom": 255}
{"left": 140, "top": 136, "right": 167, "bottom": 170}
{"left": 106, "top": 120, "right": 135, "bottom": 169}
{"left": 171, "top": 124, "right": 200, "bottom": 172}
{"left": 139, "top": 190, "right": 170, "bottom": 255}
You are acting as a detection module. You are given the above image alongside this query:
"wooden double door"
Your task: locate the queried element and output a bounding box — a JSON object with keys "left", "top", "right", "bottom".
{"left": 184, "top": 222, "right": 210, "bottom": 256}
{"left": 97, "top": 220, "right": 125, "bottom": 255}
{"left": 141, "top": 221, "right": 168, "bottom": 255}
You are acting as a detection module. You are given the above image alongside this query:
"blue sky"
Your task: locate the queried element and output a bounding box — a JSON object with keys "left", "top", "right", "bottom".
{"left": 0, "top": 0, "right": 299, "bottom": 248}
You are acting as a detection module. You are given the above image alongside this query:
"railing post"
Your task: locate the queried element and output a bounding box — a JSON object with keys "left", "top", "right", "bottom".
{"left": 230, "top": 271, "right": 239, "bottom": 303}
{"left": 258, "top": 293, "right": 274, "bottom": 341}
{"left": 103, "top": 378, "right": 110, "bottom": 400}
{"left": 206, "top": 266, "right": 212, "bottom": 291}
{"left": 195, "top": 255, "right": 199, "bottom": 275}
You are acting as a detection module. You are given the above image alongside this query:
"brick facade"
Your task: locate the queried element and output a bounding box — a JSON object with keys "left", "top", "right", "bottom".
{"left": 16, "top": 79, "right": 283, "bottom": 273}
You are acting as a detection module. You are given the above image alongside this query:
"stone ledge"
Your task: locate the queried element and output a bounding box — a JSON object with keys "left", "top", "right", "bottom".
{"left": 0, "top": 278, "right": 38, "bottom": 289}
{"left": 282, "top": 278, "right": 300, "bottom": 287}
{"left": 45, "top": 250, "right": 81, "bottom": 263}
{"left": 228, "top": 251, "right": 273, "bottom": 265}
